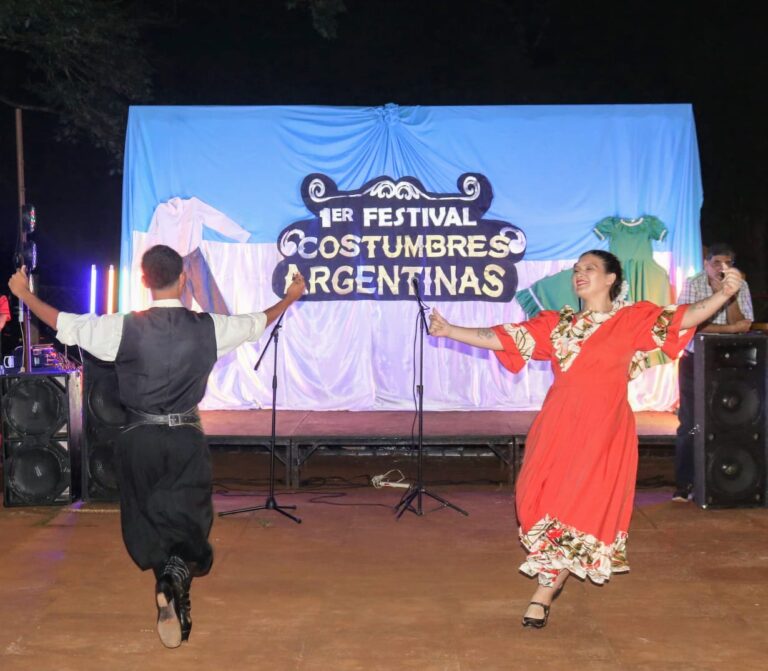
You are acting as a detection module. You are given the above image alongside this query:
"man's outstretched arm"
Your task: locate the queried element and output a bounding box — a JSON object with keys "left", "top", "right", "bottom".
{"left": 263, "top": 272, "right": 306, "bottom": 326}
{"left": 8, "top": 266, "right": 59, "bottom": 329}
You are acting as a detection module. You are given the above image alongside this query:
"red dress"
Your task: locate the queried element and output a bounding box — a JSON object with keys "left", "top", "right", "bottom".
{"left": 492, "top": 301, "right": 693, "bottom": 586}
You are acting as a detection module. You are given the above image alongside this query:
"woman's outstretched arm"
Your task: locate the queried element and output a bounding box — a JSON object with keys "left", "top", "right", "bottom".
{"left": 428, "top": 307, "right": 503, "bottom": 350}
{"left": 680, "top": 267, "right": 744, "bottom": 329}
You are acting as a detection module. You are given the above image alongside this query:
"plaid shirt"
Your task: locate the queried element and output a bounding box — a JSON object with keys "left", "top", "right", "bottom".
{"left": 678, "top": 271, "right": 754, "bottom": 351}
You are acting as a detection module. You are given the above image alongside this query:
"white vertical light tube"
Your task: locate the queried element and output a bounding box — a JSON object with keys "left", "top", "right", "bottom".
{"left": 107, "top": 264, "right": 115, "bottom": 314}
{"left": 90, "top": 264, "right": 97, "bottom": 313}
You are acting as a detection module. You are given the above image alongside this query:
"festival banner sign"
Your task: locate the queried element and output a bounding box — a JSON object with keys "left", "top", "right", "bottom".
{"left": 273, "top": 173, "right": 526, "bottom": 301}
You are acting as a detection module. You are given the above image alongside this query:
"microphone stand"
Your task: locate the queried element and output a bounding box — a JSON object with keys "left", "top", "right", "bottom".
{"left": 219, "top": 310, "right": 301, "bottom": 523}
{"left": 394, "top": 279, "right": 468, "bottom": 519}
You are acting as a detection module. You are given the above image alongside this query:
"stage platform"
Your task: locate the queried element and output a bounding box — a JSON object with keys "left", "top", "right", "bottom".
{"left": 202, "top": 409, "right": 680, "bottom": 487}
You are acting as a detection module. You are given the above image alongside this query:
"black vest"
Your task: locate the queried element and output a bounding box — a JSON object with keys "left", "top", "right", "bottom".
{"left": 115, "top": 308, "right": 217, "bottom": 414}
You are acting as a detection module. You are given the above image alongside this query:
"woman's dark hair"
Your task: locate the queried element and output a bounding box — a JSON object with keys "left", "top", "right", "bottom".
{"left": 580, "top": 249, "right": 624, "bottom": 301}
{"left": 141, "top": 245, "right": 183, "bottom": 290}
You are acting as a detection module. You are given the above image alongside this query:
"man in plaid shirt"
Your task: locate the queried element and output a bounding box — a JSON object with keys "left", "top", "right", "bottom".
{"left": 673, "top": 242, "right": 754, "bottom": 501}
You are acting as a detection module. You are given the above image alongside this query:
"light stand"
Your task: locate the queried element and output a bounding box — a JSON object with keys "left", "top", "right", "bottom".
{"left": 394, "top": 279, "right": 468, "bottom": 519}
{"left": 219, "top": 310, "right": 301, "bottom": 523}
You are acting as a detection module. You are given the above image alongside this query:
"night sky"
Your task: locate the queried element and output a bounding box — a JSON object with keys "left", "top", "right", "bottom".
{"left": 1, "top": 0, "right": 766, "bottom": 351}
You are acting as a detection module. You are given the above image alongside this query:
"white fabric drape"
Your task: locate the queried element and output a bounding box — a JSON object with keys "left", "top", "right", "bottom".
{"left": 128, "top": 235, "right": 679, "bottom": 411}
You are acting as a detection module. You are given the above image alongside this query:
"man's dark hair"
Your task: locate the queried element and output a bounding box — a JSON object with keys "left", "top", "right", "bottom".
{"left": 706, "top": 243, "right": 736, "bottom": 261}
{"left": 141, "top": 245, "right": 183, "bottom": 290}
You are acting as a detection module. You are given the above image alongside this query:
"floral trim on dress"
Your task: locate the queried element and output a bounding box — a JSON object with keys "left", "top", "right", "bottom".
{"left": 650, "top": 305, "right": 682, "bottom": 348}
{"left": 628, "top": 348, "right": 670, "bottom": 379}
{"left": 550, "top": 304, "right": 622, "bottom": 373}
{"left": 499, "top": 324, "right": 536, "bottom": 362}
{"left": 550, "top": 303, "right": 686, "bottom": 378}
{"left": 627, "top": 305, "right": 687, "bottom": 379}
{"left": 519, "top": 516, "right": 629, "bottom": 587}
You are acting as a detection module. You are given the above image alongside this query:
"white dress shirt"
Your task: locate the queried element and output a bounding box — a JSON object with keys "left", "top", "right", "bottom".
{"left": 56, "top": 299, "right": 267, "bottom": 362}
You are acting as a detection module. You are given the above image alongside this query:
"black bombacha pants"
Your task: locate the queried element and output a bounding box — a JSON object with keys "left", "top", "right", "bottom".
{"left": 116, "top": 423, "right": 214, "bottom": 577}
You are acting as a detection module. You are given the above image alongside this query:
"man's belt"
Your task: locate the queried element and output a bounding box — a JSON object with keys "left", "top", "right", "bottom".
{"left": 125, "top": 407, "right": 202, "bottom": 430}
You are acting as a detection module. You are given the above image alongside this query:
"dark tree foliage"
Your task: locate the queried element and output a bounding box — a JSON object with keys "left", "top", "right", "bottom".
{"left": 286, "top": 0, "right": 346, "bottom": 39}
{"left": 0, "top": 0, "right": 341, "bottom": 160}
{"left": 0, "top": 0, "right": 152, "bottom": 160}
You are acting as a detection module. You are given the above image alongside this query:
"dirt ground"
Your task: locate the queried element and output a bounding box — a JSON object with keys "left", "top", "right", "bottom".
{"left": 1, "top": 453, "right": 767, "bottom": 671}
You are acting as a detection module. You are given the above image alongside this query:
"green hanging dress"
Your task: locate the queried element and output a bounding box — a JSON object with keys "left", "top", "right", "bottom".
{"left": 593, "top": 215, "right": 672, "bottom": 306}
{"left": 516, "top": 268, "right": 578, "bottom": 319}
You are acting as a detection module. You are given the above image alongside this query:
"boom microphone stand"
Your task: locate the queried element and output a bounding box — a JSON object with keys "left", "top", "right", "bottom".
{"left": 394, "top": 279, "right": 468, "bottom": 519}
{"left": 219, "top": 310, "right": 301, "bottom": 523}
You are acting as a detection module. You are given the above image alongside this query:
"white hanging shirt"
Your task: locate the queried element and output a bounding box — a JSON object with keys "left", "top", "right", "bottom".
{"left": 147, "top": 197, "right": 251, "bottom": 256}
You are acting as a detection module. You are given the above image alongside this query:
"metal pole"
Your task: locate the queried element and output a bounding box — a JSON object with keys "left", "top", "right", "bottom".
{"left": 15, "top": 108, "right": 33, "bottom": 373}
{"left": 15, "top": 109, "right": 25, "bottom": 210}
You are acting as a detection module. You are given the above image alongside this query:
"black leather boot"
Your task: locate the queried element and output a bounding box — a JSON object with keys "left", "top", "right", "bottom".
{"left": 178, "top": 580, "right": 192, "bottom": 642}
{"left": 155, "top": 575, "right": 182, "bottom": 648}
{"left": 155, "top": 556, "right": 192, "bottom": 647}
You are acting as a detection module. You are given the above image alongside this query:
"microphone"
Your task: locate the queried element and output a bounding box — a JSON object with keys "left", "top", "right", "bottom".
{"left": 378, "top": 480, "right": 411, "bottom": 490}
{"left": 411, "top": 276, "right": 430, "bottom": 332}
{"left": 412, "top": 276, "right": 427, "bottom": 304}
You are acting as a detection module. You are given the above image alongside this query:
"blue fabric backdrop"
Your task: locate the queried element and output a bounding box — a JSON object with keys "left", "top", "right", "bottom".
{"left": 122, "top": 103, "right": 701, "bottom": 271}
{"left": 120, "top": 103, "right": 702, "bottom": 412}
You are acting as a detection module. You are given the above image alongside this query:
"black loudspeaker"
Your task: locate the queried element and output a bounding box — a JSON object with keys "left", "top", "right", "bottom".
{"left": 693, "top": 333, "right": 768, "bottom": 508}
{"left": 82, "top": 354, "right": 127, "bottom": 501}
{"left": 1, "top": 372, "right": 82, "bottom": 506}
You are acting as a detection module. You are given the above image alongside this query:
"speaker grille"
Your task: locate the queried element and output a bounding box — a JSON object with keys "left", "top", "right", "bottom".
{"left": 694, "top": 333, "right": 768, "bottom": 508}
{"left": 7, "top": 440, "right": 71, "bottom": 503}
{"left": 82, "top": 355, "right": 124, "bottom": 502}
{"left": 1, "top": 372, "right": 81, "bottom": 507}
{"left": 2, "top": 377, "right": 67, "bottom": 436}
{"left": 85, "top": 434, "right": 121, "bottom": 498}
{"left": 706, "top": 443, "right": 764, "bottom": 504}
{"left": 709, "top": 378, "right": 761, "bottom": 426}
{"left": 88, "top": 375, "right": 128, "bottom": 427}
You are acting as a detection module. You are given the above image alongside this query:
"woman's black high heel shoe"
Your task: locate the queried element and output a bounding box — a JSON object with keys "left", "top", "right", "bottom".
{"left": 521, "top": 584, "right": 563, "bottom": 628}
{"left": 522, "top": 601, "right": 550, "bottom": 628}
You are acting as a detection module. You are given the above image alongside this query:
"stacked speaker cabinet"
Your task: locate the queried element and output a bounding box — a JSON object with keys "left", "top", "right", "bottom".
{"left": 693, "top": 333, "right": 768, "bottom": 508}
{"left": 1, "top": 372, "right": 82, "bottom": 506}
{"left": 81, "top": 353, "right": 126, "bottom": 501}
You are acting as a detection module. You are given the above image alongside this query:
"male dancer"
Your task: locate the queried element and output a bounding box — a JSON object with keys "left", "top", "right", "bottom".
{"left": 9, "top": 245, "right": 305, "bottom": 648}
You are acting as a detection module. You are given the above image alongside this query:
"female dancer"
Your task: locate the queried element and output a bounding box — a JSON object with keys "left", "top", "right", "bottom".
{"left": 428, "top": 250, "right": 743, "bottom": 627}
